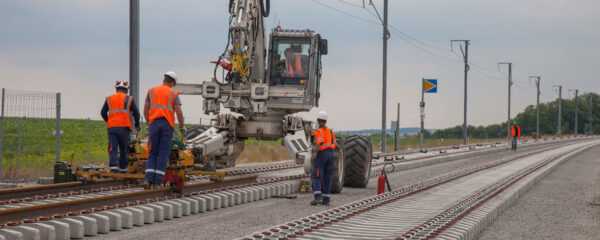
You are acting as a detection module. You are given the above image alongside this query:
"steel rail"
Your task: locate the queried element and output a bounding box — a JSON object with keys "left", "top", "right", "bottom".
{"left": 399, "top": 145, "right": 584, "bottom": 239}
{"left": 241, "top": 141, "right": 592, "bottom": 239}
{"left": 0, "top": 175, "right": 257, "bottom": 224}
{"left": 0, "top": 179, "right": 130, "bottom": 202}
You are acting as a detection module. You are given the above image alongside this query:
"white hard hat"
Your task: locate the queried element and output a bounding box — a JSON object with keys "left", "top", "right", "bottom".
{"left": 164, "top": 71, "right": 178, "bottom": 82}
{"left": 115, "top": 80, "right": 129, "bottom": 90}
{"left": 317, "top": 111, "right": 328, "bottom": 121}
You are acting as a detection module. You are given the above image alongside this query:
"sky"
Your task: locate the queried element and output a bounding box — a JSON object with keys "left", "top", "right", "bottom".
{"left": 1, "top": 0, "right": 599, "bottom": 130}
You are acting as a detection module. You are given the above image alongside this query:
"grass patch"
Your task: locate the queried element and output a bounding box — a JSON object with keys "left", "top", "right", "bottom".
{"left": 2, "top": 117, "right": 541, "bottom": 178}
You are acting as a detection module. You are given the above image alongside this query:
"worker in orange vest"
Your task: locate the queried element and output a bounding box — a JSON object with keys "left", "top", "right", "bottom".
{"left": 284, "top": 48, "right": 306, "bottom": 78}
{"left": 143, "top": 71, "right": 185, "bottom": 188}
{"left": 100, "top": 81, "right": 140, "bottom": 173}
{"left": 311, "top": 111, "right": 337, "bottom": 206}
{"left": 511, "top": 121, "right": 521, "bottom": 151}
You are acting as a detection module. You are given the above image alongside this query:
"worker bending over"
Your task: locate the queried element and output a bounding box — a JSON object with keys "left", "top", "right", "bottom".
{"left": 101, "top": 81, "right": 140, "bottom": 173}
{"left": 143, "top": 71, "right": 185, "bottom": 189}
{"left": 511, "top": 121, "right": 520, "bottom": 151}
{"left": 311, "top": 111, "right": 337, "bottom": 206}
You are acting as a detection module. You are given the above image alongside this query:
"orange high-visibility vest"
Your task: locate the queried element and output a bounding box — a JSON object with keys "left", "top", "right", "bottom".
{"left": 511, "top": 125, "right": 521, "bottom": 137}
{"left": 314, "top": 127, "right": 337, "bottom": 151}
{"left": 148, "top": 85, "right": 179, "bottom": 127}
{"left": 106, "top": 93, "right": 132, "bottom": 129}
{"left": 286, "top": 55, "right": 303, "bottom": 77}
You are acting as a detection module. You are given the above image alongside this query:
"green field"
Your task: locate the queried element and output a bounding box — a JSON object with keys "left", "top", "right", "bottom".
{"left": 1, "top": 117, "right": 114, "bottom": 178}
{"left": 1, "top": 117, "right": 504, "bottom": 178}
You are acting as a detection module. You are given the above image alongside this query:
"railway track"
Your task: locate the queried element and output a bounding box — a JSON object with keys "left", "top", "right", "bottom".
{"left": 0, "top": 135, "right": 582, "bottom": 205}
{"left": 242, "top": 139, "right": 598, "bottom": 239}
{"left": 0, "top": 137, "right": 593, "bottom": 239}
{"left": 0, "top": 173, "right": 309, "bottom": 240}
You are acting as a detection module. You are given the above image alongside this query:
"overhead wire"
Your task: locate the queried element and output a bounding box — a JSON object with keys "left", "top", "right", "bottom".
{"left": 313, "top": 0, "right": 550, "bottom": 88}
{"left": 311, "top": 0, "right": 380, "bottom": 25}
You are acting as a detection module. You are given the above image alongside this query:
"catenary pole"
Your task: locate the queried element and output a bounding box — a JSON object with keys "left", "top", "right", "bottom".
{"left": 529, "top": 76, "right": 541, "bottom": 139}
{"left": 451, "top": 40, "right": 470, "bottom": 145}
{"left": 499, "top": 63, "right": 512, "bottom": 140}
{"left": 553, "top": 85, "right": 563, "bottom": 138}
{"left": 420, "top": 78, "right": 425, "bottom": 150}
{"left": 130, "top": 0, "right": 140, "bottom": 109}
{"left": 380, "top": 0, "right": 389, "bottom": 152}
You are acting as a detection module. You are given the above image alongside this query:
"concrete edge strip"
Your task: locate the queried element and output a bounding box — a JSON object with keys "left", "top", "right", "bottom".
{"left": 368, "top": 137, "right": 588, "bottom": 180}
{"left": 0, "top": 180, "right": 301, "bottom": 240}
{"left": 437, "top": 142, "right": 599, "bottom": 240}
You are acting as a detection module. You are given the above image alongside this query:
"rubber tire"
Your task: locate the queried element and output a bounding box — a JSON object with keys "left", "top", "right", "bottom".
{"left": 184, "top": 126, "right": 208, "bottom": 141}
{"left": 330, "top": 138, "right": 344, "bottom": 193}
{"left": 343, "top": 135, "right": 373, "bottom": 188}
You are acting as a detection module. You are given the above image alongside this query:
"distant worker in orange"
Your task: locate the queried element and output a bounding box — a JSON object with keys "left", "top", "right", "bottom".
{"left": 311, "top": 111, "right": 337, "bottom": 206}
{"left": 100, "top": 81, "right": 141, "bottom": 173}
{"left": 511, "top": 121, "right": 520, "bottom": 151}
{"left": 143, "top": 71, "right": 185, "bottom": 189}
{"left": 284, "top": 48, "right": 306, "bottom": 78}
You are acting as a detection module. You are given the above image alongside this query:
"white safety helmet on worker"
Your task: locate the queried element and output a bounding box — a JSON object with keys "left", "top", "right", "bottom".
{"left": 317, "top": 111, "right": 328, "bottom": 121}
{"left": 164, "top": 71, "right": 178, "bottom": 83}
{"left": 115, "top": 80, "right": 129, "bottom": 90}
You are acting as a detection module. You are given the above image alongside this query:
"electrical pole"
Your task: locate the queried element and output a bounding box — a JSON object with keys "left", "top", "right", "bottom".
{"left": 529, "top": 76, "right": 541, "bottom": 139}
{"left": 570, "top": 89, "right": 579, "bottom": 136}
{"left": 395, "top": 103, "right": 400, "bottom": 151}
{"left": 130, "top": 0, "right": 140, "bottom": 108}
{"left": 451, "top": 40, "right": 470, "bottom": 145}
{"left": 499, "top": 62, "right": 512, "bottom": 140}
{"left": 380, "top": 0, "right": 389, "bottom": 152}
{"left": 420, "top": 78, "right": 425, "bottom": 151}
{"left": 589, "top": 94, "right": 593, "bottom": 135}
{"left": 554, "top": 85, "right": 562, "bottom": 138}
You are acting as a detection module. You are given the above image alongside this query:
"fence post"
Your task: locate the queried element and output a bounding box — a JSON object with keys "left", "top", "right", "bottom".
{"left": 56, "top": 93, "right": 61, "bottom": 163}
{"left": 0, "top": 88, "right": 4, "bottom": 179}
{"left": 18, "top": 117, "right": 22, "bottom": 178}
{"left": 87, "top": 118, "right": 90, "bottom": 162}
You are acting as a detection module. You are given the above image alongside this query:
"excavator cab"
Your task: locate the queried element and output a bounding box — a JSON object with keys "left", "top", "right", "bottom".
{"left": 266, "top": 28, "right": 327, "bottom": 111}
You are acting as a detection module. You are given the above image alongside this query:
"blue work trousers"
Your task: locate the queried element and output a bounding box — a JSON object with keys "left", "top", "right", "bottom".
{"left": 146, "top": 118, "right": 174, "bottom": 184}
{"left": 312, "top": 148, "right": 333, "bottom": 203}
{"left": 108, "top": 127, "right": 130, "bottom": 173}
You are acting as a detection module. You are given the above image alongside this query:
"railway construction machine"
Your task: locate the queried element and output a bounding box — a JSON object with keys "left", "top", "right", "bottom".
{"left": 175, "top": 0, "right": 373, "bottom": 192}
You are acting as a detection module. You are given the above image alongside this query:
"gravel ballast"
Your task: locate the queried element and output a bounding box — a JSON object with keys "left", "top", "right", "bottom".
{"left": 94, "top": 143, "right": 571, "bottom": 240}
{"left": 478, "top": 145, "right": 600, "bottom": 239}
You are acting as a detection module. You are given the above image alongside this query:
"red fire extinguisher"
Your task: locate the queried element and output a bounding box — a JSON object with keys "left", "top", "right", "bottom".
{"left": 377, "top": 170, "right": 386, "bottom": 194}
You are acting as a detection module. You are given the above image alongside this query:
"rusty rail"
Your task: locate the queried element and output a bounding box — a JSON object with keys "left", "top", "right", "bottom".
{"left": 0, "top": 179, "right": 130, "bottom": 202}
{"left": 0, "top": 175, "right": 257, "bottom": 224}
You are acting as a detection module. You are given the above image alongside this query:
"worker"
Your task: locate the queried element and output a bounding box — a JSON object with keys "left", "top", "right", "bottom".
{"left": 511, "top": 121, "right": 521, "bottom": 151}
{"left": 284, "top": 48, "right": 306, "bottom": 78}
{"left": 311, "top": 110, "right": 337, "bottom": 206}
{"left": 143, "top": 71, "right": 185, "bottom": 189}
{"left": 100, "top": 81, "right": 141, "bottom": 173}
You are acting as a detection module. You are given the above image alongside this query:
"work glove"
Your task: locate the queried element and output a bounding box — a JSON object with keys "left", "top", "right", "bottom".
{"left": 135, "top": 126, "right": 141, "bottom": 133}
{"left": 180, "top": 127, "right": 187, "bottom": 136}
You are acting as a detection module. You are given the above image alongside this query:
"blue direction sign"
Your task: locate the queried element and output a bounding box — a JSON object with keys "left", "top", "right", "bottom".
{"left": 424, "top": 79, "right": 437, "bottom": 93}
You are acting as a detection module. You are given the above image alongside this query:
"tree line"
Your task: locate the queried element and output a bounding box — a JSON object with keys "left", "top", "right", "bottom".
{"left": 431, "top": 92, "right": 600, "bottom": 139}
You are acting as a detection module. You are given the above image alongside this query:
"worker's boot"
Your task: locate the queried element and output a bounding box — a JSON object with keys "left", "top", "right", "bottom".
{"left": 310, "top": 199, "right": 323, "bottom": 205}
{"left": 322, "top": 201, "right": 331, "bottom": 206}
{"left": 143, "top": 181, "right": 152, "bottom": 190}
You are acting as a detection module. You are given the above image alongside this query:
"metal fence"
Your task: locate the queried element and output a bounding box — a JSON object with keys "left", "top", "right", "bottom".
{"left": 0, "top": 88, "right": 60, "bottom": 181}
{"left": 0, "top": 89, "right": 256, "bottom": 181}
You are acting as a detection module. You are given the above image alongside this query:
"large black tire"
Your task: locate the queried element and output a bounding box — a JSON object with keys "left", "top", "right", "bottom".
{"left": 330, "top": 138, "right": 344, "bottom": 193}
{"left": 184, "top": 126, "right": 209, "bottom": 141}
{"left": 343, "top": 135, "right": 372, "bottom": 188}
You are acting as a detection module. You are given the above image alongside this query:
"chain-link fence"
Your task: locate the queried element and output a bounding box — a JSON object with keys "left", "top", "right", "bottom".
{"left": 0, "top": 88, "right": 60, "bottom": 181}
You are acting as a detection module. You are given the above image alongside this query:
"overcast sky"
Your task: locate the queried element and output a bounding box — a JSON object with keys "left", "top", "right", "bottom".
{"left": 1, "top": 0, "right": 599, "bottom": 130}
